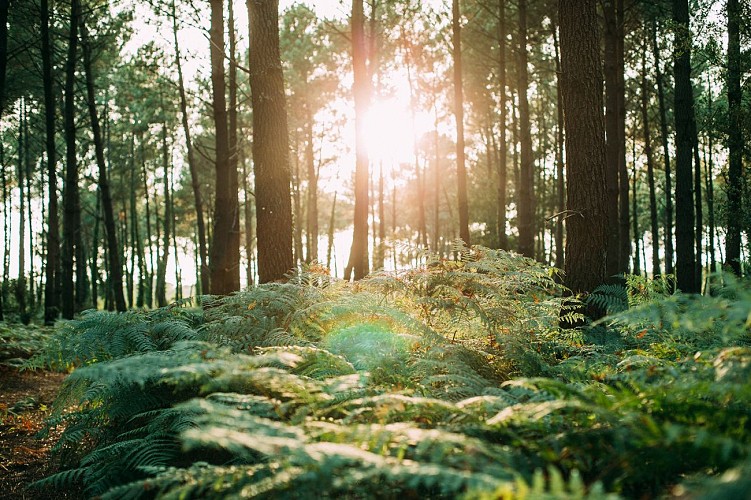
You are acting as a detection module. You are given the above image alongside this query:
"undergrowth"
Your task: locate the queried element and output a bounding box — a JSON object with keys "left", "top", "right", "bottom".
{"left": 21, "top": 247, "right": 751, "bottom": 498}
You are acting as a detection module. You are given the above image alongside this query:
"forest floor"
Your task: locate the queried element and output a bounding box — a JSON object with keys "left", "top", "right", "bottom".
{"left": 0, "top": 366, "right": 74, "bottom": 500}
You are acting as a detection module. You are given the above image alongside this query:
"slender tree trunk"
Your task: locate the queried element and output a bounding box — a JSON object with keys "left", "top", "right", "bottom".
{"left": 305, "top": 106, "right": 318, "bottom": 263}
{"left": 61, "top": 0, "right": 79, "bottom": 319}
{"left": 209, "top": 0, "right": 237, "bottom": 293}
{"left": 641, "top": 45, "right": 660, "bottom": 278}
{"left": 170, "top": 166, "right": 180, "bottom": 301}
{"left": 41, "top": 0, "right": 60, "bottom": 324}
{"left": 156, "top": 123, "right": 171, "bottom": 307}
{"left": 227, "top": 0, "right": 241, "bottom": 288}
{"left": 704, "top": 78, "right": 716, "bottom": 275}
{"left": 130, "top": 133, "right": 145, "bottom": 308}
{"left": 673, "top": 0, "right": 698, "bottom": 293}
{"left": 497, "top": 0, "right": 509, "bottom": 251}
{"left": 242, "top": 151, "right": 254, "bottom": 287}
{"left": 432, "top": 92, "right": 441, "bottom": 254}
{"left": 24, "top": 103, "right": 34, "bottom": 313}
{"left": 248, "top": 0, "right": 294, "bottom": 283}
{"left": 327, "top": 190, "right": 337, "bottom": 270}
{"left": 692, "top": 115, "right": 703, "bottom": 290}
{"left": 377, "top": 163, "right": 386, "bottom": 268}
{"left": 292, "top": 135, "right": 304, "bottom": 264}
{"left": 1, "top": 143, "right": 7, "bottom": 319}
{"left": 17, "top": 100, "right": 27, "bottom": 321}
{"left": 616, "top": 0, "right": 629, "bottom": 272}
{"left": 725, "top": 0, "right": 742, "bottom": 275}
{"left": 452, "top": 0, "right": 470, "bottom": 246}
{"left": 81, "top": 20, "right": 126, "bottom": 311}
{"left": 552, "top": 19, "right": 565, "bottom": 269}
{"left": 140, "top": 135, "right": 154, "bottom": 307}
{"left": 559, "top": 0, "right": 608, "bottom": 294}
{"left": 632, "top": 137, "right": 640, "bottom": 276}
{"left": 90, "top": 188, "right": 100, "bottom": 308}
{"left": 652, "top": 18, "right": 673, "bottom": 276}
{"left": 172, "top": 0, "right": 208, "bottom": 294}
{"left": 516, "top": 0, "right": 535, "bottom": 258}
{"left": 344, "top": 0, "right": 370, "bottom": 280}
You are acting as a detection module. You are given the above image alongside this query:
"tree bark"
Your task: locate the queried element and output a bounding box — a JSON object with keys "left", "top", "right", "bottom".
{"left": 672, "top": 0, "right": 697, "bottom": 293}
{"left": 247, "top": 0, "right": 294, "bottom": 283}
{"left": 305, "top": 105, "right": 318, "bottom": 263}
{"left": 156, "top": 123, "right": 171, "bottom": 307}
{"left": 17, "top": 101, "right": 27, "bottom": 320}
{"left": 209, "top": 0, "right": 239, "bottom": 293}
{"left": 81, "top": 20, "right": 126, "bottom": 311}
{"left": 497, "top": 0, "right": 509, "bottom": 251}
{"left": 61, "top": 0, "right": 80, "bottom": 319}
{"left": 559, "top": 0, "right": 608, "bottom": 294}
{"left": 552, "top": 19, "right": 565, "bottom": 269}
{"left": 452, "top": 0, "right": 470, "bottom": 247}
{"left": 603, "top": 0, "right": 621, "bottom": 276}
{"left": 344, "top": 0, "right": 370, "bottom": 280}
{"left": 725, "top": 0, "right": 742, "bottom": 275}
{"left": 616, "top": 0, "right": 629, "bottom": 273}
{"left": 516, "top": 0, "right": 535, "bottom": 258}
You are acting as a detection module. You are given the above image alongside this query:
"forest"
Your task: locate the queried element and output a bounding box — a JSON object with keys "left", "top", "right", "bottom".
{"left": 0, "top": 0, "right": 750, "bottom": 497}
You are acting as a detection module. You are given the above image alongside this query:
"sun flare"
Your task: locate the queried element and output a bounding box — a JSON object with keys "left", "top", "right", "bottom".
{"left": 362, "top": 98, "right": 420, "bottom": 172}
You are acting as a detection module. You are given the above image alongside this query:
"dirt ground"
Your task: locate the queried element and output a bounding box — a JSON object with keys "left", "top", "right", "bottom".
{"left": 0, "top": 366, "right": 77, "bottom": 500}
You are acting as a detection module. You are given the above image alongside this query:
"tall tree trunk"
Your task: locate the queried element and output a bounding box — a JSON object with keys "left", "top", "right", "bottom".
{"left": 41, "top": 0, "right": 60, "bottom": 324}
{"left": 293, "top": 135, "right": 304, "bottom": 264}
{"left": 248, "top": 0, "right": 294, "bottom": 283}
{"left": 81, "top": 20, "right": 126, "bottom": 311}
{"left": 603, "top": 0, "right": 621, "bottom": 276}
{"left": 632, "top": 135, "right": 640, "bottom": 276}
{"left": 172, "top": 0, "right": 208, "bottom": 294}
{"left": 61, "top": 0, "right": 79, "bottom": 319}
{"left": 604, "top": 26, "right": 621, "bottom": 269}
{"left": 704, "top": 77, "right": 716, "bottom": 275}
{"left": 90, "top": 188, "right": 100, "bottom": 308}
{"left": 497, "top": 0, "right": 509, "bottom": 251}
{"left": 17, "top": 100, "right": 27, "bottom": 321}
{"left": 344, "top": 0, "right": 370, "bottom": 280}
{"left": 1, "top": 143, "right": 7, "bottom": 319}
{"left": 130, "top": 133, "right": 145, "bottom": 308}
{"left": 432, "top": 91, "right": 441, "bottom": 254}
{"left": 242, "top": 151, "right": 254, "bottom": 287}
{"left": 24, "top": 103, "right": 34, "bottom": 313}
{"left": 641, "top": 44, "right": 660, "bottom": 278}
{"left": 170, "top": 166, "right": 180, "bottom": 301}
{"left": 140, "top": 135, "right": 154, "bottom": 307}
{"left": 209, "top": 0, "right": 237, "bottom": 293}
{"left": 326, "top": 190, "right": 337, "bottom": 271}
{"left": 616, "top": 0, "right": 629, "bottom": 272}
{"left": 672, "top": 0, "right": 698, "bottom": 293}
{"left": 692, "top": 115, "right": 703, "bottom": 290}
{"left": 651, "top": 18, "right": 673, "bottom": 276}
{"left": 552, "top": 19, "right": 565, "bottom": 269}
{"left": 725, "top": 0, "right": 742, "bottom": 275}
{"left": 156, "top": 123, "right": 171, "bottom": 307}
{"left": 559, "top": 0, "right": 608, "bottom": 294}
{"left": 227, "top": 0, "right": 241, "bottom": 288}
{"left": 516, "top": 0, "right": 535, "bottom": 259}
{"left": 452, "top": 0, "right": 470, "bottom": 246}
{"left": 377, "top": 163, "right": 386, "bottom": 268}
{"left": 305, "top": 106, "right": 318, "bottom": 263}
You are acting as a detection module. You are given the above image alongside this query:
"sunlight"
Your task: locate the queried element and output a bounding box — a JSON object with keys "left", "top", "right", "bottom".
{"left": 362, "top": 98, "right": 416, "bottom": 169}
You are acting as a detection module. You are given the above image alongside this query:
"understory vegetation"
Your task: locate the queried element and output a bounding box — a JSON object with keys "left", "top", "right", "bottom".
{"left": 17, "top": 247, "right": 751, "bottom": 498}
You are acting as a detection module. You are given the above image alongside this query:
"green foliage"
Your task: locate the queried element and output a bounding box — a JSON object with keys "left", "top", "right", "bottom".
{"left": 30, "top": 253, "right": 751, "bottom": 498}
